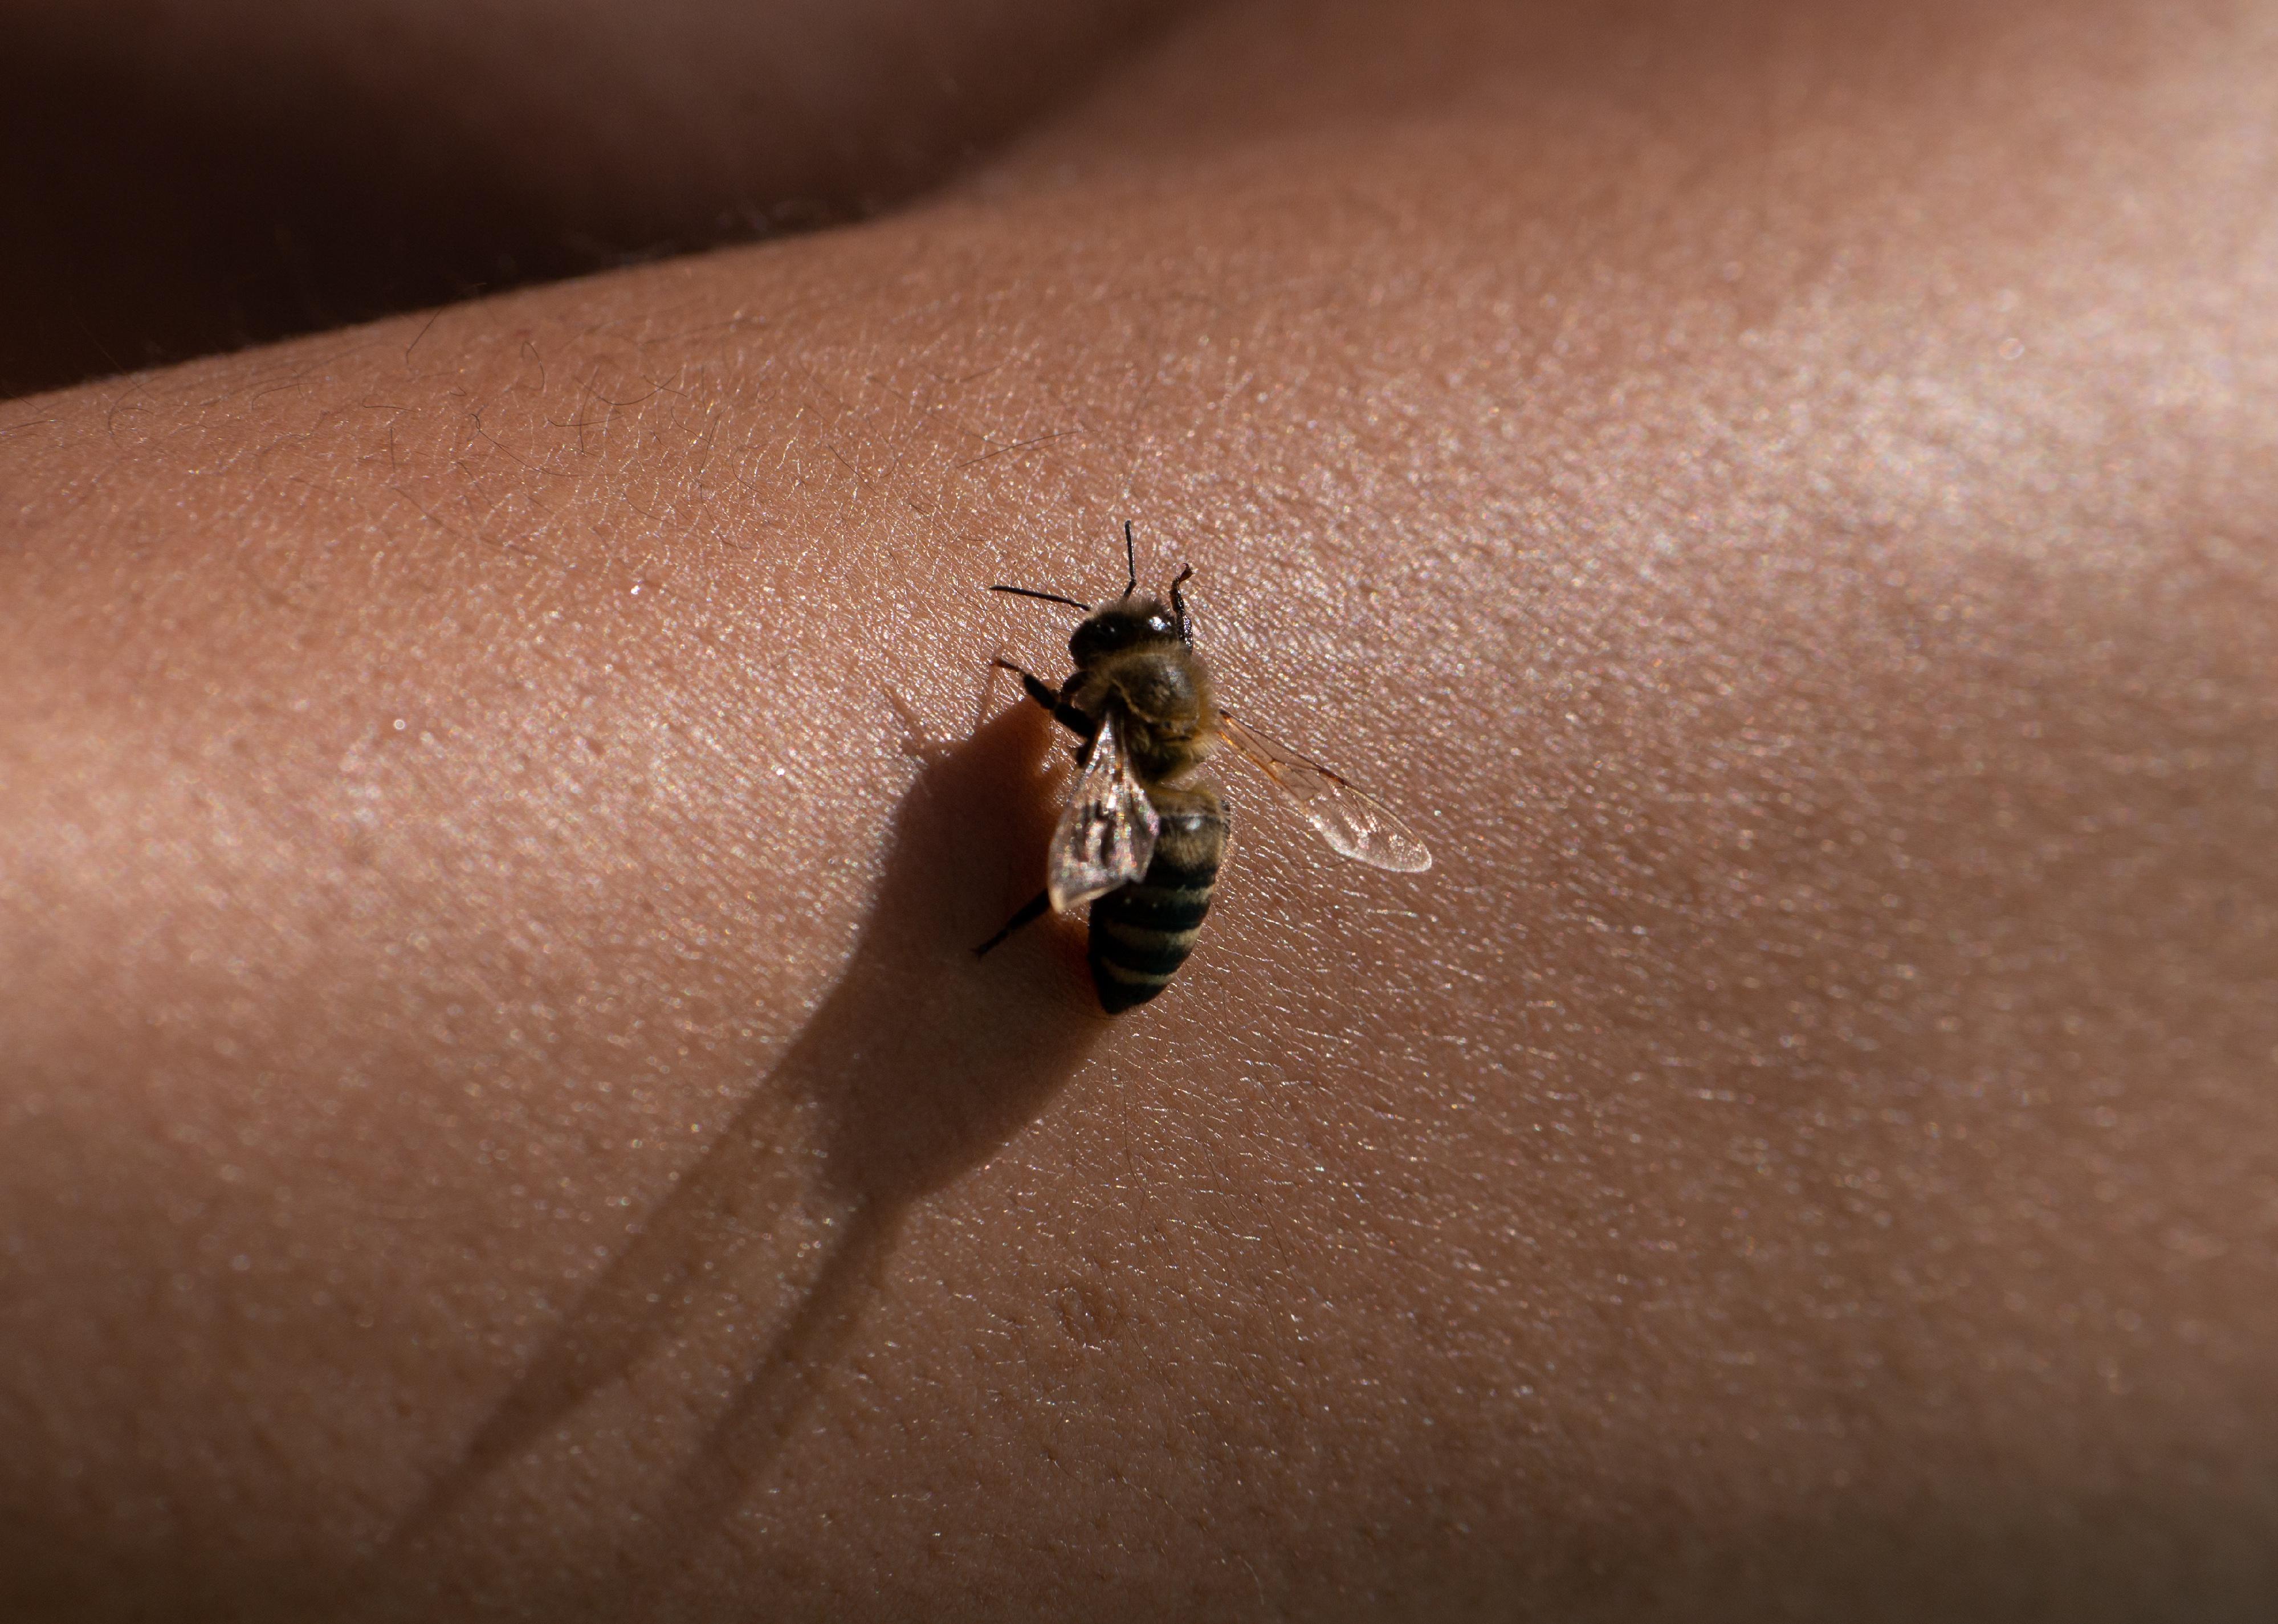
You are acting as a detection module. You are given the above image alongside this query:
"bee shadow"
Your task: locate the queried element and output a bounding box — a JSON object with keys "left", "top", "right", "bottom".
{"left": 368, "top": 695, "right": 1105, "bottom": 1607}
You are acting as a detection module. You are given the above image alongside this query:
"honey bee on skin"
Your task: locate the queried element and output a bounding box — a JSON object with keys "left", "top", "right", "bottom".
{"left": 977, "top": 523, "right": 1432, "bottom": 1011}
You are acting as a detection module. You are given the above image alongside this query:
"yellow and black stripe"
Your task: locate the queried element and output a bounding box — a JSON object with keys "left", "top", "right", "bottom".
{"left": 1087, "top": 790, "right": 1227, "bottom": 1012}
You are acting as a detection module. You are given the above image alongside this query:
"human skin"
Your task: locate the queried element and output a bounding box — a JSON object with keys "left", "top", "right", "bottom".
{"left": 2, "top": 0, "right": 2276, "bottom": 1618}
{"left": 0, "top": 0, "right": 1206, "bottom": 397}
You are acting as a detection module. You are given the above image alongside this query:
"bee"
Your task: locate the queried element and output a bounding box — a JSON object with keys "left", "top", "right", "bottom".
{"left": 977, "top": 523, "right": 1432, "bottom": 1011}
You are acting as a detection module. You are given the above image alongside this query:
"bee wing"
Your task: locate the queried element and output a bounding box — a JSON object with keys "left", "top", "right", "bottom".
{"left": 1048, "top": 711, "right": 1162, "bottom": 912}
{"left": 1215, "top": 708, "right": 1433, "bottom": 872}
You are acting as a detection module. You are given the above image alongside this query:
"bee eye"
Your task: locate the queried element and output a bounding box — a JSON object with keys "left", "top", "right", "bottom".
{"left": 1070, "top": 618, "right": 1122, "bottom": 662}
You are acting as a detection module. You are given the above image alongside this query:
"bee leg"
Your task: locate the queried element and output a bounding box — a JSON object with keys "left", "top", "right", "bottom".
{"left": 1169, "top": 564, "right": 1195, "bottom": 646}
{"left": 991, "top": 656, "right": 1060, "bottom": 711}
{"left": 991, "top": 657, "right": 1091, "bottom": 739}
{"left": 973, "top": 889, "right": 1052, "bottom": 957}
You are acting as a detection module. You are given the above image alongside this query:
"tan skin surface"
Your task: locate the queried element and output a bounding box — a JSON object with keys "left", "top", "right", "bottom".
{"left": 0, "top": 0, "right": 1204, "bottom": 395}
{"left": 3, "top": 0, "right": 2276, "bottom": 1617}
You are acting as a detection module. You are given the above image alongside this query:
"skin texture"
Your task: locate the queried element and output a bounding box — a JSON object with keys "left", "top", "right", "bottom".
{"left": 0, "top": 0, "right": 1204, "bottom": 395}
{"left": 3, "top": 0, "right": 2276, "bottom": 1618}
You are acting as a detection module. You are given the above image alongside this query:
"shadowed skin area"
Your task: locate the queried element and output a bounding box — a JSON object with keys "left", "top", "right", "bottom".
{"left": 1, "top": 0, "right": 2276, "bottom": 1620}
{"left": 353, "top": 699, "right": 1109, "bottom": 1614}
{"left": 0, "top": 0, "right": 1209, "bottom": 398}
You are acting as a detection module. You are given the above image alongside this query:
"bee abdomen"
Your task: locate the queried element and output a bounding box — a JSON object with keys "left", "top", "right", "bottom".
{"left": 1088, "top": 795, "right": 1226, "bottom": 1013}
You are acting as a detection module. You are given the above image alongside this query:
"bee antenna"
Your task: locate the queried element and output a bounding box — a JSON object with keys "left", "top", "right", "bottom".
{"left": 1120, "top": 520, "right": 1138, "bottom": 601}
{"left": 991, "top": 584, "right": 1093, "bottom": 611}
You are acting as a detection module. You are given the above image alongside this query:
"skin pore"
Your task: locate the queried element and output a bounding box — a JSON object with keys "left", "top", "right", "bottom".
{"left": 2, "top": 0, "right": 2274, "bottom": 1618}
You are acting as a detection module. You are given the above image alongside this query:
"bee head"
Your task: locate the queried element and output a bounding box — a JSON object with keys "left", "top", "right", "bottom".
{"left": 1070, "top": 598, "right": 1181, "bottom": 665}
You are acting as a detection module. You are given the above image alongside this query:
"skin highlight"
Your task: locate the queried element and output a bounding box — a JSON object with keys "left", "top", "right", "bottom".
{"left": 1, "top": 0, "right": 2274, "bottom": 1618}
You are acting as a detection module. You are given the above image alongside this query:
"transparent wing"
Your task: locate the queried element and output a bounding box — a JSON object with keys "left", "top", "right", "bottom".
{"left": 1048, "top": 711, "right": 1162, "bottom": 912}
{"left": 1215, "top": 709, "right": 1433, "bottom": 872}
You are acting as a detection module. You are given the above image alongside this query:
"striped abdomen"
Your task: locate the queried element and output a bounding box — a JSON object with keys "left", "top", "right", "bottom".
{"left": 1087, "top": 786, "right": 1226, "bottom": 1013}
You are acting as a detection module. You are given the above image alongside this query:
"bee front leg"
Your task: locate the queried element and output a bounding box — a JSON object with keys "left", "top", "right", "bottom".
{"left": 1169, "top": 563, "right": 1195, "bottom": 646}
{"left": 991, "top": 657, "right": 1091, "bottom": 740}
